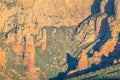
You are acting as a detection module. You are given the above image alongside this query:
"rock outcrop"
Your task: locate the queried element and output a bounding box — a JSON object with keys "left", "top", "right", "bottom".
{"left": 75, "top": 13, "right": 107, "bottom": 47}
{"left": 24, "top": 33, "right": 35, "bottom": 67}
{"left": 1, "top": 0, "right": 120, "bottom": 79}
{"left": 67, "top": 0, "right": 120, "bottom": 78}
{"left": 0, "top": 0, "right": 94, "bottom": 33}
{"left": 98, "top": 41, "right": 117, "bottom": 57}
{"left": 35, "top": 28, "right": 47, "bottom": 51}
{"left": 77, "top": 50, "right": 88, "bottom": 71}
{"left": 0, "top": 48, "right": 6, "bottom": 68}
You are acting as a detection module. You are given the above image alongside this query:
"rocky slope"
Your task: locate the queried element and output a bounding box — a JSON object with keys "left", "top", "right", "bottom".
{"left": 0, "top": 0, "right": 120, "bottom": 80}
{"left": 0, "top": 0, "right": 94, "bottom": 32}
{"left": 66, "top": 0, "right": 120, "bottom": 79}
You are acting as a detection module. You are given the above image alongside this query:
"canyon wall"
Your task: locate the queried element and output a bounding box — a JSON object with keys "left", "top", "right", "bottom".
{"left": 0, "top": 0, "right": 94, "bottom": 33}
{"left": 1, "top": 0, "right": 120, "bottom": 80}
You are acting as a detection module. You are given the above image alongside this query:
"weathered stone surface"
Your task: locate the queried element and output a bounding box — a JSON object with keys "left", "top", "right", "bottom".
{"left": 4, "top": 33, "right": 16, "bottom": 44}
{"left": 1, "top": 0, "right": 120, "bottom": 79}
{"left": 24, "top": 33, "right": 35, "bottom": 67}
{"left": 35, "top": 28, "right": 47, "bottom": 52}
{"left": 99, "top": 41, "right": 116, "bottom": 57}
{"left": 77, "top": 50, "right": 88, "bottom": 71}
{"left": 12, "top": 43, "right": 24, "bottom": 54}
{"left": 0, "top": 0, "right": 94, "bottom": 33}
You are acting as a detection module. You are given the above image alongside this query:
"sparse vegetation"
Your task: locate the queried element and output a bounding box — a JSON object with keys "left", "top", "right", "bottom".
{"left": 0, "top": 32, "right": 6, "bottom": 47}
{"left": 0, "top": 66, "right": 20, "bottom": 80}
{"left": 35, "top": 26, "right": 78, "bottom": 79}
{"left": 0, "top": 75, "right": 5, "bottom": 80}
{"left": 68, "top": 64, "right": 120, "bottom": 80}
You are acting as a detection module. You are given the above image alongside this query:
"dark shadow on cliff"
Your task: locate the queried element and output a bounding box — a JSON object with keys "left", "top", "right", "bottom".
{"left": 93, "top": 17, "right": 111, "bottom": 52}
{"left": 94, "top": 36, "right": 120, "bottom": 70}
{"left": 91, "top": 0, "right": 102, "bottom": 15}
{"left": 118, "top": 33, "right": 120, "bottom": 42}
{"left": 64, "top": 54, "right": 120, "bottom": 80}
{"left": 74, "top": 0, "right": 115, "bottom": 35}
{"left": 74, "top": 0, "right": 103, "bottom": 34}
{"left": 92, "top": 0, "right": 115, "bottom": 52}
{"left": 91, "top": 0, "right": 115, "bottom": 16}
{"left": 64, "top": 32, "right": 120, "bottom": 79}
{"left": 63, "top": 0, "right": 119, "bottom": 80}
{"left": 105, "top": 0, "right": 115, "bottom": 17}
{"left": 49, "top": 53, "right": 78, "bottom": 80}
{"left": 91, "top": 0, "right": 116, "bottom": 53}
{"left": 74, "top": 0, "right": 104, "bottom": 37}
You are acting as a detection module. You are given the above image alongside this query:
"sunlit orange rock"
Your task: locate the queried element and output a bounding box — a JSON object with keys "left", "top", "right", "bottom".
{"left": 19, "top": 0, "right": 33, "bottom": 8}
{"left": 77, "top": 50, "right": 88, "bottom": 71}
{"left": 0, "top": 48, "right": 6, "bottom": 68}
{"left": 94, "top": 51, "right": 100, "bottom": 57}
{"left": 27, "top": 67, "right": 40, "bottom": 80}
{"left": 0, "top": 0, "right": 95, "bottom": 33}
{"left": 16, "top": 28, "right": 23, "bottom": 43}
{"left": 4, "top": 33, "right": 16, "bottom": 44}
{"left": 1, "top": 0, "right": 120, "bottom": 79}
{"left": 93, "top": 51, "right": 101, "bottom": 64}
{"left": 12, "top": 43, "right": 24, "bottom": 54}
{"left": 118, "top": 59, "right": 120, "bottom": 63}
{"left": 67, "top": 70, "right": 78, "bottom": 75}
{"left": 24, "top": 33, "right": 35, "bottom": 67}
{"left": 93, "top": 57, "right": 101, "bottom": 64}
{"left": 99, "top": 41, "right": 116, "bottom": 57}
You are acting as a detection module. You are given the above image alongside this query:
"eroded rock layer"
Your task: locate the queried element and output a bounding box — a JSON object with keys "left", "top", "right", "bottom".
{"left": 0, "top": 0, "right": 120, "bottom": 80}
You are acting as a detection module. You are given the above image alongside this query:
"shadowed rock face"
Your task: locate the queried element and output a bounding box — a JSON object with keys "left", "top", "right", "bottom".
{"left": 65, "top": 0, "right": 120, "bottom": 79}
{"left": 0, "top": 0, "right": 120, "bottom": 80}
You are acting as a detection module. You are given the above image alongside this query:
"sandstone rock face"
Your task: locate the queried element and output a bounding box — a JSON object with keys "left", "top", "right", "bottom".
{"left": 24, "top": 33, "right": 35, "bottom": 67}
{"left": 27, "top": 67, "right": 40, "bottom": 80}
{"left": 99, "top": 41, "right": 116, "bottom": 57}
{"left": 94, "top": 51, "right": 100, "bottom": 57}
{"left": 0, "top": 0, "right": 94, "bottom": 33}
{"left": 35, "top": 28, "right": 47, "bottom": 52}
{"left": 77, "top": 50, "right": 88, "bottom": 71}
{"left": 1, "top": 0, "right": 120, "bottom": 79}
{"left": 67, "top": 0, "right": 120, "bottom": 77}
{"left": 12, "top": 43, "right": 24, "bottom": 54}
{"left": 4, "top": 33, "right": 16, "bottom": 44}
{"left": 32, "top": 0, "right": 94, "bottom": 27}
{"left": 75, "top": 13, "right": 107, "bottom": 47}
